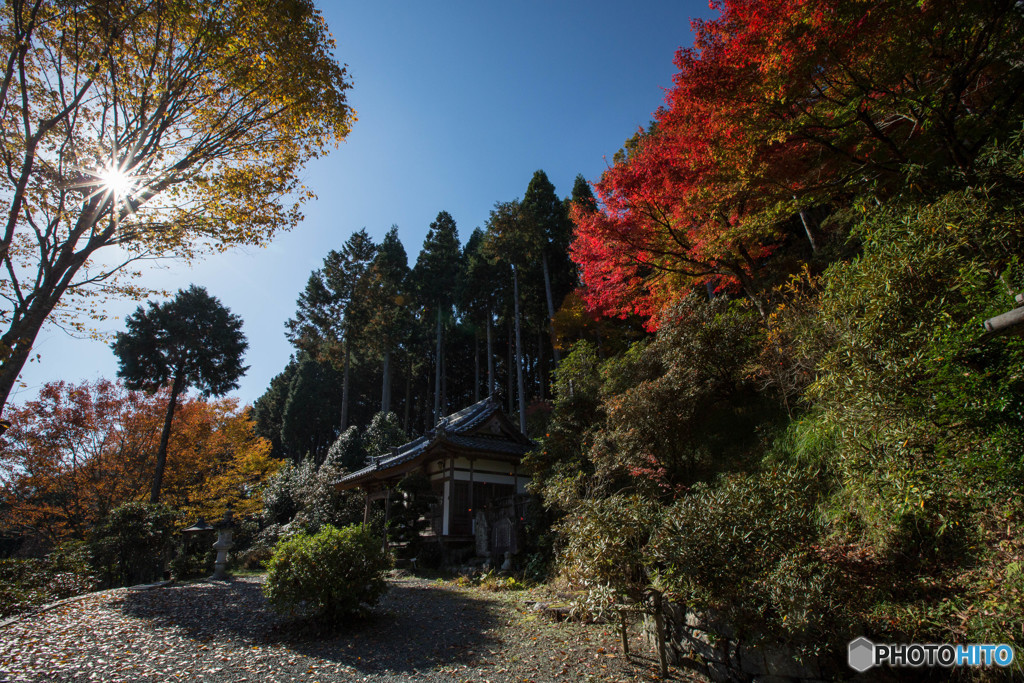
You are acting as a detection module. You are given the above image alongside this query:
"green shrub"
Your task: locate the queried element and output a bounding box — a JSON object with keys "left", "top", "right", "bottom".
{"left": 556, "top": 493, "right": 662, "bottom": 600}
{"left": 766, "top": 548, "right": 853, "bottom": 643}
{"left": 262, "top": 459, "right": 364, "bottom": 533}
{"left": 811, "top": 184, "right": 1024, "bottom": 547}
{"left": 0, "top": 544, "right": 96, "bottom": 618}
{"left": 237, "top": 519, "right": 309, "bottom": 570}
{"left": 647, "top": 466, "right": 832, "bottom": 636}
{"left": 89, "top": 502, "right": 178, "bottom": 587}
{"left": 264, "top": 524, "right": 390, "bottom": 623}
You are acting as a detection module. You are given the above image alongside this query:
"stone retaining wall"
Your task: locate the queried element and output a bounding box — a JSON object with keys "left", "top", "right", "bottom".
{"left": 644, "top": 602, "right": 838, "bottom": 682}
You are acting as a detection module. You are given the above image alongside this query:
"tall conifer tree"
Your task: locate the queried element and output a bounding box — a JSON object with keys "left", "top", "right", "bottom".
{"left": 411, "top": 212, "right": 461, "bottom": 424}
{"left": 112, "top": 286, "right": 247, "bottom": 502}
{"left": 366, "top": 227, "right": 412, "bottom": 414}
{"left": 483, "top": 201, "right": 532, "bottom": 434}
{"left": 522, "top": 170, "right": 572, "bottom": 366}
{"left": 287, "top": 229, "right": 377, "bottom": 430}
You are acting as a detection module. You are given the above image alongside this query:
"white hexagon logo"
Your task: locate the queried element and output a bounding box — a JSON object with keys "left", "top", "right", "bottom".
{"left": 848, "top": 637, "right": 875, "bottom": 672}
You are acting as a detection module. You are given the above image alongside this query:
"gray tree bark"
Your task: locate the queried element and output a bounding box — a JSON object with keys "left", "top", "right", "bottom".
{"left": 541, "top": 253, "right": 561, "bottom": 365}
{"left": 381, "top": 348, "right": 391, "bottom": 414}
{"left": 340, "top": 341, "right": 351, "bottom": 430}
{"left": 513, "top": 265, "right": 527, "bottom": 435}
{"left": 486, "top": 311, "right": 495, "bottom": 397}
{"left": 434, "top": 307, "right": 442, "bottom": 424}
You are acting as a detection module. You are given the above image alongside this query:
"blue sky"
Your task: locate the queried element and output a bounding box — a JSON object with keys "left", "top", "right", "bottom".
{"left": 14, "top": 1, "right": 713, "bottom": 407}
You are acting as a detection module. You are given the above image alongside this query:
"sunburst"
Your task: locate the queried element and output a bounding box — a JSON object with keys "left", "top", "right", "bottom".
{"left": 72, "top": 156, "right": 152, "bottom": 220}
{"left": 96, "top": 161, "right": 138, "bottom": 202}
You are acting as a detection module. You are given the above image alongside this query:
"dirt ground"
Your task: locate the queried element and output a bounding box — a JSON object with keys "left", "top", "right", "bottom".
{"left": 0, "top": 573, "right": 709, "bottom": 682}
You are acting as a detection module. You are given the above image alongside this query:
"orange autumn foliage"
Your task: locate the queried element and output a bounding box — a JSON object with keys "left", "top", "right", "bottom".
{"left": 0, "top": 380, "right": 280, "bottom": 548}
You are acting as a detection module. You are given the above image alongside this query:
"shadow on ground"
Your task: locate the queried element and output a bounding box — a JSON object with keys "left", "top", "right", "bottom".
{"left": 118, "top": 576, "right": 501, "bottom": 676}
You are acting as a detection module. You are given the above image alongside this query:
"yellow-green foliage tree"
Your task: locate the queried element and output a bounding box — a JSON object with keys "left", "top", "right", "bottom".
{"left": 0, "top": 0, "right": 354, "bottom": 414}
{"left": 162, "top": 396, "right": 281, "bottom": 523}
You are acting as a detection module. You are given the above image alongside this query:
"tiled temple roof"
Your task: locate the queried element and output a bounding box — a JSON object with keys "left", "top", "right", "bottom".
{"left": 334, "top": 396, "right": 532, "bottom": 487}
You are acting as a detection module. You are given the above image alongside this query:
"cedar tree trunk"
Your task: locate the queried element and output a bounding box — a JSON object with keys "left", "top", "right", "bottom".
{"left": 513, "top": 265, "right": 527, "bottom": 435}
{"left": 151, "top": 373, "right": 186, "bottom": 503}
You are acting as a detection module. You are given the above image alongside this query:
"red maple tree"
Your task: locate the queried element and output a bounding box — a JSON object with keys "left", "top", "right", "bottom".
{"left": 571, "top": 0, "right": 1024, "bottom": 328}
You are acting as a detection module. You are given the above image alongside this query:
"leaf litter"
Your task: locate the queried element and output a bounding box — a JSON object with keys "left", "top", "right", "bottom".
{"left": 0, "top": 575, "right": 706, "bottom": 682}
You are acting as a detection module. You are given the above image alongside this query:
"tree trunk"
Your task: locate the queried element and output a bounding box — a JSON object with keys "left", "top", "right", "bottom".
{"left": 0, "top": 258, "right": 88, "bottom": 414}
{"left": 473, "top": 329, "right": 480, "bottom": 403}
{"left": 486, "top": 310, "right": 495, "bottom": 397}
{"left": 0, "top": 203, "right": 110, "bottom": 417}
{"left": 513, "top": 265, "right": 527, "bottom": 435}
{"left": 541, "top": 252, "right": 561, "bottom": 365}
{"left": 403, "top": 353, "right": 412, "bottom": 433}
{"left": 730, "top": 250, "right": 768, "bottom": 319}
{"left": 340, "top": 341, "right": 351, "bottom": 430}
{"left": 381, "top": 348, "right": 391, "bottom": 415}
{"left": 507, "top": 319, "right": 514, "bottom": 415}
{"left": 434, "top": 307, "right": 442, "bottom": 425}
{"left": 0, "top": 324, "right": 40, "bottom": 414}
{"left": 414, "top": 390, "right": 423, "bottom": 434}
{"left": 151, "top": 373, "right": 185, "bottom": 504}
{"left": 537, "top": 327, "right": 546, "bottom": 400}
{"left": 797, "top": 204, "right": 819, "bottom": 254}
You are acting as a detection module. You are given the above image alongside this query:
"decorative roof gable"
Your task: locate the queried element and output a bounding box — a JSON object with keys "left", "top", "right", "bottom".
{"left": 334, "top": 396, "right": 533, "bottom": 489}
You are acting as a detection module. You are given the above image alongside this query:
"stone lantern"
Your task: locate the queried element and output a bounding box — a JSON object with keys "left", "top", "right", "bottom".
{"left": 180, "top": 518, "right": 214, "bottom": 580}
{"left": 211, "top": 505, "right": 235, "bottom": 580}
{"left": 182, "top": 517, "right": 213, "bottom": 535}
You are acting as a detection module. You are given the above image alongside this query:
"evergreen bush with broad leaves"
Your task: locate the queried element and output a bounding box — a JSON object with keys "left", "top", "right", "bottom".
{"left": 794, "top": 148, "right": 1024, "bottom": 649}
{"left": 261, "top": 458, "right": 363, "bottom": 535}
{"left": 88, "top": 502, "right": 178, "bottom": 587}
{"left": 810, "top": 182, "right": 1024, "bottom": 556}
{"left": 0, "top": 542, "right": 96, "bottom": 618}
{"left": 361, "top": 412, "right": 406, "bottom": 462}
{"left": 557, "top": 493, "right": 663, "bottom": 602}
{"left": 646, "top": 466, "right": 842, "bottom": 640}
{"left": 237, "top": 519, "right": 307, "bottom": 570}
{"left": 325, "top": 425, "right": 363, "bottom": 471}
{"left": 264, "top": 524, "right": 390, "bottom": 623}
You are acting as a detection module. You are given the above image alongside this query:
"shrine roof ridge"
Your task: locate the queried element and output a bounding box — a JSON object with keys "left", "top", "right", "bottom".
{"left": 334, "top": 395, "right": 532, "bottom": 486}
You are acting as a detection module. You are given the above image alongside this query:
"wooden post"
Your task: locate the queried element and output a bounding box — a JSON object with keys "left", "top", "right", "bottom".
{"left": 444, "top": 457, "right": 454, "bottom": 535}
{"left": 362, "top": 489, "right": 371, "bottom": 525}
{"left": 619, "top": 607, "right": 630, "bottom": 656}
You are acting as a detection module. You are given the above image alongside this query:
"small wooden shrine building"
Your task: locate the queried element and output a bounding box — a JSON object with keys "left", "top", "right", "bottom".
{"left": 334, "top": 397, "right": 533, "bottom": 556}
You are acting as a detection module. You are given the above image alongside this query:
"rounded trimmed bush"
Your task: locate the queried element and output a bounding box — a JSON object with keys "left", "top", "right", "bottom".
{"left": 89, "top": 502, "right": 178, "bottom": 587}
{"left": 263, "top": 523, "right": 390, "bottom": 623}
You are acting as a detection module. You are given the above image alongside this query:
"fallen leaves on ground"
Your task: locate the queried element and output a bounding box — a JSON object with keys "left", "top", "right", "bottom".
{"left": 0, "top": 574, "right": 706, "bottom": 682}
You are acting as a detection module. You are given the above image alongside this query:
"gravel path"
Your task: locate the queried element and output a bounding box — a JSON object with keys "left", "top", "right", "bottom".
{"left": 0, "top": 574, "right": 706, "bottom": 682}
